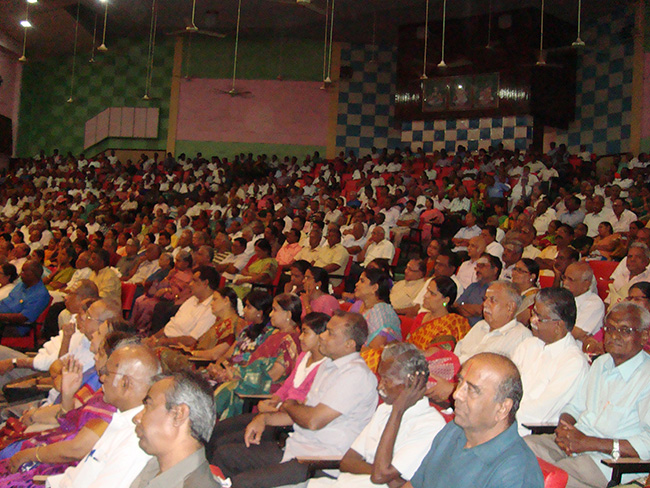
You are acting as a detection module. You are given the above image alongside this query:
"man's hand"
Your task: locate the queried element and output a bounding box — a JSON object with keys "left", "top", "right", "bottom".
{"left": 392, "top": 371, "right": 427, "bottom": 414}
{"left": 20, "top": 407, "right": 37, "bottom": 426}
{"left": 61, "top": 320, "right": 76, "bottom": 338}
{"left": 244, "top": 414, "right": 266, "bottom": 447}
{"left": 0, "top": 359, "right": 14, "bottom": 375}
{"left": 61, "top": 357, "right": 83, "bottom": 398}
{"left": 257, "top": 399, "right": 280, "bottom": 414}
{"left": 555, "top": 420, "right": 592, "bottom": 455}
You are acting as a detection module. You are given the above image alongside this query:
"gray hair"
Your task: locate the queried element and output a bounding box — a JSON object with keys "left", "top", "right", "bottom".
{"left": 607, "top": 301, "right": 650, "bottom": 331}
{"left": 630, "top": 242, "right": 650, "bottom": 260}
{"left": 381, "top": 343, "right": 429, "bottom": 383}
{"left": 503, "top": 239, "right": 524, "bottom": 254}
{"left": 160, "top": 371, "right": 216, "bottom": 444}
{"left": 492, "top": 280, "right": 523, "bottom": 311}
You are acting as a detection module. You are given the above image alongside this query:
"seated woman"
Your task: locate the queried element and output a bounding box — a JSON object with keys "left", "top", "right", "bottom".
{"left": 231, "top": 239, "right": 279, "bottom": 299}
{"left": 589, "top": 221, "right": 622, "bottom": 260}
{"left": 159, "top": 287, "right": 246, "bottom": 371}
{"left": 511, "top": 258, "right": 540, "bottom": 326}
{"left": 131, "top": 250, "right": 193, "bottom": 336}
{"left": 207, "top": 312, "right": 329, "bottom": 455}
{"left": 284, "top": 260, "right": 310, "bottom": 295}
{"left": 0, "top": 331, "right": 130, "bottom": 486}
{"left": 43, "top": 246, "right": 76, "bottom": 292}
{"left": 211, "top": 292, "right": 301, "bottom": 419}
{"left": 301, "top": 267, "right": 340, "bottom": 317}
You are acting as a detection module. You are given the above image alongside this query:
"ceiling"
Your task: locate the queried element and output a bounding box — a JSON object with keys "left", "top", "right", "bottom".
{"left": 0, "top": 0, "right": 634, "bottom": 59}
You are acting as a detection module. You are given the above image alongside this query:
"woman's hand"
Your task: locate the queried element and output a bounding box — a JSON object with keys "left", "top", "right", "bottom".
{"left": 61, "top": 357, "right": 83, "bottom": 398}
{"left": 9, "top": 448, "right": 36, "bottom": 473}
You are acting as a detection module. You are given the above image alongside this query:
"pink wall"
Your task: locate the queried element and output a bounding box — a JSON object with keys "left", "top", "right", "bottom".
{"left": 176, "top": 79, "right": 329, "bottom": 146}
{"left": 0, "top": 48, "right": 20, "bottom": 120}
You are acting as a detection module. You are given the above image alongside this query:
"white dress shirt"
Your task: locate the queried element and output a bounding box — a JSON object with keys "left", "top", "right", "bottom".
{"left": 362, "top": 240, "right": 395, "bottom": 267}
{"left": 33, "top": 320, "right": 95, "bottom": 372}
{"left": 47, "top": 406, "right": 151, "bottom": 488}
{"left": 573, "top": 291, "right": 605, "bottom": 337}
{"left": 455, "top": 259, "right": 477, "bottom": 291}
{"left": 454, "top": 319, "right": 532, "bottom": 364}
{"left": 512, "top": 334, "right": 589, "bottom": 435}
{"left": 611, "top": 209, "right": 638, "bottom": 234}
{"left": 164, "top": 295, "right": 216, "bottom": 339}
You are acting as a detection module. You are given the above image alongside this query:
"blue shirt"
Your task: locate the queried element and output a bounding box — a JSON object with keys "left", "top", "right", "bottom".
{"left": 0, "top": 280, "right": 50, "bottom": 325}
{"left": 410, "top": 421, "right": 544, "bottom": 488}
{"left": 562, "top": 351, "right": 650, "bottom": 481}
{"left": 457, "top": 281, "right": 490, "bottom": 326}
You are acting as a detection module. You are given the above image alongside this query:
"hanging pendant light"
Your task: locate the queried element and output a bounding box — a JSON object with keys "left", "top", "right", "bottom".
{"left": 572, "top": 0, "right": 585, "bottom": 47}
{"left": 321, "top": 0, "right": 335, "bottom": 88}
{"left": 420, "top": 0, "right": 430, "bottom": 79}
{"left": 67, "top": 0, "right": 81, "bottom": 103}
{"left": 89, "top": 13, "right": 98, "bottom": 62}
{"left": 18, "top": 2, "right": 32, "bottom": 63}
{"left": 143, "top": 0, "right": 158, "bottom": 100}
{"left": 98, "top": 0, "right": 109, "bottom": 52}
{"left": 536, "top": 0, "right": 546, "bottom": 65}
{"left": 438, "top": 0, "right": 447, "bottom": 68}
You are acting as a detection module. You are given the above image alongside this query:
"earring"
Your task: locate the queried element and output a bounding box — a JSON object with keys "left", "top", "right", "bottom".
{"left": 316, "top": 285, "right": 320, "bottom": 290}
{"left": 443, "top": 302, "right": 447, "bottom": 307}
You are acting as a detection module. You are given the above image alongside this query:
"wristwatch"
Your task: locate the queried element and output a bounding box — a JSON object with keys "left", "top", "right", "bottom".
{"left": 11, "top": 358, "right": 18, "bottom": 368}
{"left": 611, "top": 439, "right": 620, "bottom": 460}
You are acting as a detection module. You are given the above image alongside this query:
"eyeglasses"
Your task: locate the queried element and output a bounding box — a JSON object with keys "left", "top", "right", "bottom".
{"left": 602, "top": 325, "right": 639, "bottom": 337}
{"left": 83, "top": 313, "right": 102, "bottom": 323}
{"left": 512, "top": 267, "right": 530, "bottom": 274}
{"left": 530, "top": 310, "right": 557, "bottom": 324}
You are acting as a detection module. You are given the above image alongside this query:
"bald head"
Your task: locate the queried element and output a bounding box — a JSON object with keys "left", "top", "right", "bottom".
{"left": 563, "top": 262, "right": 593, "bottom": 298}
{"left": 467, "top": 236, "right": 486, "bottom": 260}
{"left": 103, "top": 344, "right": 161, "bottom": 411}
{"left": 469, "top": 353, "right": 522, "bottom": 425}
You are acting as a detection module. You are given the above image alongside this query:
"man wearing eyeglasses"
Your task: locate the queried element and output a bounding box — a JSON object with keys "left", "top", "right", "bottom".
{"left": 525, "top": 301, "right": 650, "bottom": 488}
{"left": 511, "top": 288, "right": 589, "bottom": 436}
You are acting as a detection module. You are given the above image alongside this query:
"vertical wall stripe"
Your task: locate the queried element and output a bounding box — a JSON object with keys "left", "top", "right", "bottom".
{"left": 167, "top": 36, "right": 184, "bottom": 155}
{"left": 631, "top": 0, "right": 645, "bottom": 154}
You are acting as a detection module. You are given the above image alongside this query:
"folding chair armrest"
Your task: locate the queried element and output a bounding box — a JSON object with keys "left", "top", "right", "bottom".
{"left": 297, "top": 457, "right": 343, "bottom": 478}
{"left": 601, "top": 458, "right": 650, "bottom": 487}
{"left": 522, "top": 424, "right": 557, "bottom": 435}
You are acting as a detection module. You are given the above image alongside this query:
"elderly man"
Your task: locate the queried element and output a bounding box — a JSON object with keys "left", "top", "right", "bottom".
{"left": 451, "top": 212, "right": 481, "bottom": 253}
{"left": 295, "top": 228, "right": 325, "bottom": 264}
{"left": 512, "top": 288, "right": 589, "bottom": 435}
{"left": 211, "top": 311, "right": 378, "bottom": 488}
{"left": 307, "top": 343, "right": 446, "bottom": 488}
{"left": 563, "top": 262, "right": 605, "bottom": 343}
{"left": 499, "top": 239, "right": 524, "bottom": 281}
{"left": 611, "top": 199, "right": 638, "bottom": 235}
{"left": 116, "top": 238, "right": 141, "bottom": 278}
{"left": 607, "top": 243, "right": 650, "bottom": 306}
{"left": 525, "top": 302, "right": 650, "bottom": 488}
{"left": 48, "top": 343, "right": 161, "bottom": 488}
{"left": 392, "top": 200, "right": 420, "bottom": 248}
{"left": 405, "top": 353, "right": 544, "bottom": 488}
{"left": 0, "top": 259, "right": 50, "bottom": 333}
{"left": 456, "top": 253, "right": 502, "bottom": 326}
{"left": 519, "top": 224, "right": 541, "bottom": 260}
{"left": 359, "top": 226, "right": 395, "bottom": 268}
{"left": 583, "top": 195, "right": 615, "bottom": 238}
{"left": 391, "top": 259, "right": 427, "bottom": 314}
{"left": 125, "top": 244, "right": 162, "bottom": 285}
{"left": 481, "top": 225, "right": 504, "bottom": 260}
{"left": 131, "top": 371, "right": 219, "bottom": 487}
{"left": 455, "top": 236, "right": 486, "bottom": 291}
{"left": 455, "top": 280, "right": 531, "bottom": 364}
{"left": 147, "top": 266, "right": 219, "bottom": 348}
{"left": 313, "top": 228, "right": 350, "bottom": 277}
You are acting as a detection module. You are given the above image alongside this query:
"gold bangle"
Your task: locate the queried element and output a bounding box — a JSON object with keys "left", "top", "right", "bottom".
{"left": 35, "top": 447, "right": 43, "bottom": 463}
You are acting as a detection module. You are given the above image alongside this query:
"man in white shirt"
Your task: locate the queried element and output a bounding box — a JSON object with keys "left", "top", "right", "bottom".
{"left": 391, "top": 259, "right": 427, "bottom": 314}
{"left": 211, "top": 311, "right": 378, "bottom": 488}
{"left": 533, "top": 199, "right": 557, "bottom": 236}
{"left": 562, "top": 262, "right": 605, "bottom": 343}
{"left": 145, "top": 266, "right": 219, "bottom": 348}
{"left": 455, "top": 236, "right": 486, "bottom": 290}
{"left": 512, "top": 288, "right": 589, "bottom": 435}
{"left": 451, "top": 213, "right": 481, "bottom": 253}
{"left": 607, "top": 243, "right": 650, "bottom": 306}
{"left": 611, "top": 198, "right": 638, "bottom": 235}
{"left": 307, "top": 343, "right": 446, "bottom": 488}
{"left": 454, "top": 280, "right": 532, "bottom": 364}
{"left": 481, "top": 225, "right": 504, "bottom": 260}
{"left": 124, "top": 244, "right": 162, "bottom": 285}
{"left": 359, "top": 227, "right": 395, "bottom": 268}
{"left": 583, "top": 195, "right": 616, "bottom": 238}
{"left": 47, "top": 343, "right": 161, "bottom": 488}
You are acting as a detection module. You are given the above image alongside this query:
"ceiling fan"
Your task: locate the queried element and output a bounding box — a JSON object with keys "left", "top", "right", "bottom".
{"left": 167, "top": 0, "right": 226, "bottom": 38}
{"left": 265, "top": 0, "right": 326, "bottom": 16}
{"left": 216, "top": 0, "right": 252, "bottom": 97}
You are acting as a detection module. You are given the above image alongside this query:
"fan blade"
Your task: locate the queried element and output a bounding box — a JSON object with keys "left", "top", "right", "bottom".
{"left": 196, "top": 29, "right": 227, "bottom": 38}
{"left": 300, "top": 3, "right": 326, "bottom": 14}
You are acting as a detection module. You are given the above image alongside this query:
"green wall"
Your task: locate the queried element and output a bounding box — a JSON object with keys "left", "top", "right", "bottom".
{"left": 17, "top": 37, "right": 174, "bottom": 157}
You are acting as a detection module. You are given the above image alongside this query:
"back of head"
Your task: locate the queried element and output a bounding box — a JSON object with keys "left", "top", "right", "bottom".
{"left": 536, "top": 287, "right": 577, "bottom": 331}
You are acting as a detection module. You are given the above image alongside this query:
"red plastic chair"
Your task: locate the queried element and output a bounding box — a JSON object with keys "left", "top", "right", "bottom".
{"left": 587, "top": 261, "right": 619, "bottom": 301}
{"left": 538, "top": 457, "right": 569, "bottom": 488}
{"left": 538, "top": 275, "right": 555, "bottom": 289}
{"left": 399, "top": 316, "right": 415, "bottom": 340}
{"left": 332, "top": 256, "right": 354, "bottom": 297}
{"left": 1, "top": 296, "right": 53, "bottom": 351}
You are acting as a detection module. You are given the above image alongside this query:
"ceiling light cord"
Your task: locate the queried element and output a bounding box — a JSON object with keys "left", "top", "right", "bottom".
{"left": 19, "top": 3, "right": 30, "bottom": 62}
{"left": 322, "top": 0, "right": 330, "bottom": 81}
{"left": 68, "top": 0, "right": 81, "bottom": 102}
{"left": 325, "top": 0, "right": 335, "bottom": 80}
{"left": 99, "top": 0, "right": 109, "bottom": 51}
{"left": 438, "top": 0, "right": 447, "bottom": 67}
{"left": 90, "top": 13, "right": 98, "bottom": 62}
{"left": 144, "top": 0, "right": 158, "bottom": 98}
{"left": 231, "top": 0, "right": 242, "bottom": 91}
{"left": 421, "top": 0, "right": 429, "bottom": 79}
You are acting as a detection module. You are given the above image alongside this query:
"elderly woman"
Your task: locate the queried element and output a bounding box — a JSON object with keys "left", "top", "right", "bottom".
{"left": 511, "top": 258, "right": 540, "bottom": 326}
{"left": 589, "top": 221, "right": 622, "bottom": 260}
{"left": 231, "top": 238, "right": 279, "bottom": 298}
{"left": 131, "top": 250, "right": 193, "bottom": 335}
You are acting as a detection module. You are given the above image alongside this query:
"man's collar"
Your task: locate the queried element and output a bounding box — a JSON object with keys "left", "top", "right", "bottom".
{"left": 329, "top": 351, "right": 361, "bottom": 367}
{"left": 460, "top": 421, "right": 520, "bottom": 462}
{"left": 604, "top": 350, "right": 649, "bottom": 381}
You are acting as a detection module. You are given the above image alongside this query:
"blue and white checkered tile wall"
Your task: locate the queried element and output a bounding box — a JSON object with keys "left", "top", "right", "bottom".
{"left": 401, "top": 116, "right": 534, "bottom": 153}
{"left": 545, "top": 7, "right": 633, "bottom": 155}
{"left": 336, "top": 43, "right": 403, "bottom": 156}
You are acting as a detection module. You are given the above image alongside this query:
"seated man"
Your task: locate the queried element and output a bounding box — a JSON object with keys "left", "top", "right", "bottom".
{"left": 47, "top": 343, "right": 161, "bottom": 488}
{"left": 146, "top": 266, "right": 219, "bottom": 348}
{"left": 392, "top": 200, "right": 420, "bottom": 248}
{"left": 525, "top": 301, "right": 650, "bottom": 488}
{"left": 405, "top": 353, "right": 544, "bottom": 488}
{"left": 512, "top": 288, "right": 589, "bottom": 435}
{"left": 456, "top": 253, "right": 502, "bottom": 327}
{"left": 454, "top": 236, "right": 486, "bottom": 290}
{"left": 607, "top": 243, "right": 650, "bottom": 306}
{"left": 211, "top": 311, "right": 378, "bottom": 488}
{"left": 307, "top": 343, "right": 446, "bottom": 488}
{"left": 0, "top": 259, "right": 51, "bottom": 335}
{"left": 124, "top": 244, "right": 162, "bottom": 285}
{"left": 391, "top": 259, "right": 427, "bottom": 315}
{"left": 451, "top": 212, "right": 481, "bottom": 253}
{"left": 88, "top": 249, "right": 122, "bottom": 306}
{"left": 454, "top": 280, "right": 531, "bottom": 364}
{"left": 562, "top": 262, "right": 605, "bottom": 343}
{"left": 131, "top": 371, "right": 219, "bottom": 487}
{"left": 313, "top": 228, "right": 350, "bottom": 282}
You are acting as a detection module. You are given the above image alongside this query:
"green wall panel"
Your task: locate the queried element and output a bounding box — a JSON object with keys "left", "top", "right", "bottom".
{"left": 17, "top": 37, "right": 174, "bottom": 157}
{"left": 175, "top": 140, "right": 324, "bottom": 161}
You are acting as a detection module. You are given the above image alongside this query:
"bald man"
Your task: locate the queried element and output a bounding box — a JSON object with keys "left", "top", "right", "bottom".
{"left": 48, "top": 343, "right": 161, "bottom": 488}
{"left": 562, "top": 262, "right": 605, "bottom": 343}
{"left": 405, "top": 353, "right": 544, "bottom": 488}
{"left": 455, "top": 236, "right": 486, "bottom": 290}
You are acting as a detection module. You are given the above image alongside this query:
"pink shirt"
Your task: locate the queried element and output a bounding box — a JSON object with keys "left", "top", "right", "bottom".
{"left": 274, "top": 351, "right": 325, "bottom": 402}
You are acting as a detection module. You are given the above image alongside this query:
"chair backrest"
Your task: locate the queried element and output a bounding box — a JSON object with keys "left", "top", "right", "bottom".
{"left": 391, "top": 248, "right": 401, "bottom": 269}
{"left": 399, "top": 315, "right": 414, "bottom": 340}
{"left": 537, "top": 457, "right": 568, "bottom": 488}
{"left": 121, "top": 282, "right": 138, "bottom": 317}
{"left": 539, "top": 275, "right": 555, "bottom": 289}
{"left": 588, "top": 260, "right": 618, "bottom": 301}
